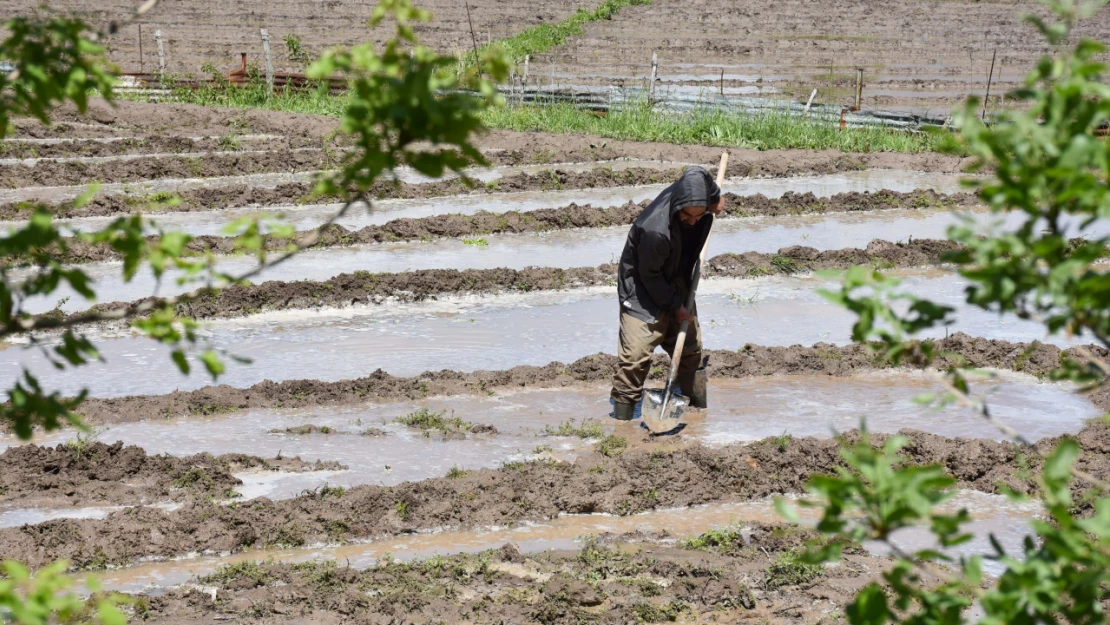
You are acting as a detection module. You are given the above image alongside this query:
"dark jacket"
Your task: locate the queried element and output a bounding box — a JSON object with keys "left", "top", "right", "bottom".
{"left": 617, "top": 166, "right": 720, "bottom": 322}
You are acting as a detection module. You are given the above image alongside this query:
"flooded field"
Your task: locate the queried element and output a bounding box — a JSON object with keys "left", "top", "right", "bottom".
{"left": 2, "top": 270, "right": 1072, "bottom": 398}
{"left": 0, "top": 101, "right": 1098, "bottom": 622}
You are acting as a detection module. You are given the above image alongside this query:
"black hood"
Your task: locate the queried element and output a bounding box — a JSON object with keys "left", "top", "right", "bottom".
{"left": 668, "top": 166, "right": 721, "bottom": 216}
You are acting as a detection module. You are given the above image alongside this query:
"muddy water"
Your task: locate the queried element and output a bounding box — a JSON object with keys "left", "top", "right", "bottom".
{"left": 3, "top": 270, "right": 1073, "bottom": 398}
{"left": 23, "top": 205, "right": 997, "bottom": 315}
{"left": 1, "top": 372, "right": 1093, "bottom": 503}
{"left": 16, "top": 172, "right": 978, "bottom": 315}
{"left": 87, "top": 490, "right": 1038, "bottom": 594}
{"left": 20, "top": 169, "right": 968, "bottom": 237}
{"left": 0, "top": 159, "right": 684, "bottom": 206}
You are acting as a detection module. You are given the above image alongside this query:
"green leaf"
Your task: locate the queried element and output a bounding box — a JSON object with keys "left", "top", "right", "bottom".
{"left": 846, "top": 584, "right": 891, "bottom": 625}
{"left": 198, "top": 350, "right": 226, "bottom": 378}
{"left": 774, "top": 497, "right": 800, "bottom": 523}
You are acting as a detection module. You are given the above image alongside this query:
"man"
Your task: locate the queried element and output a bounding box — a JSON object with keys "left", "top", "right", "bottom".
{"left": 611, "top": 166, "right": 724, "bottom": 420}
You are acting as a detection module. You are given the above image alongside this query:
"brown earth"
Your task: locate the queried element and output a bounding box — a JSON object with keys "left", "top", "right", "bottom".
{"left": 0, "top": 148, "right": 339, "bottom": 187}
{"left": 3, "top": 1, "right": 591, "bottom": 77}
{"left": 3, "top": 417, "right": 1107, "bottom": 569}
{"left": 530, "top": 0, "right": 1110, "bottom": 112}
{"left": 0, "top": 135, "right": 318, "bottom": 159}
{"left": 57, "top": 239, "right": 963, "bottom": 327}
{"left": 0, "top": 165, "right": 686, "bottom": 220}
{"left": 68, "top": 334, "right": 1107, "bottom": 427}
{"left": 130, "top": 527, "right": 908, "bottom": 625}
{"left": 34, "top": 188, "right": 976, "bottom": 263}
{"left": 0, "top": 441, "right": 346, "bottom": 510}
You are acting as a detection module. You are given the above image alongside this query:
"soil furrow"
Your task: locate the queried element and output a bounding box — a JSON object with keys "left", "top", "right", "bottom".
{"left": 0, "top": 150, "right": 342, "bottom": 187}
{"left": 0, "top": 166, "right": 686, "bottom": 220}
{"left": 67, "top": 334, "right": 1108, "bottom": 427}
{"left": 4, "top": 416, "right": 1107, "bottom": 569}
{"left": 0, "top": 441, "right": 346, "bottom": 509}
{"left": 129, "top": 527, "right": 900, "bottom": 625}
{"left": 0, "top": 136, "right": 315, "bottom": 159}
{"left": 56, "top": 239, "right": 961, "bottom": 327}
{"left": 33, "top": 188, "right": 976, "bottom": 263}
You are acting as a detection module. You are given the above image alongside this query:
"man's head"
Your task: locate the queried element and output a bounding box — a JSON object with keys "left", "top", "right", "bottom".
{"left": 669, "top": 166, "right": 721, "bottom": 227}
{"left": 677, "top": 205, "right": 708, "bottom": 227}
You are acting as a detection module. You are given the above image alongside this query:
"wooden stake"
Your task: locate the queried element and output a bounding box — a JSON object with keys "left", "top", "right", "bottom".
{"left": 854, "top": 68, "right": 863, "bottom": 111}
{"left": 522, "top": 54, "right": 529, "bottom": 101}
{"left": 464, "top": 1, "right": 481, "bottom": 74}
{"left": 719, "top": 68, "right": 724, "bottom": 97}
{"left": 804, "top": 88, "right": 817, "bottom": 113}
{"left": 260, "top": 29, "right": 274, "bottom": 96}
{"left": 649, "top": 51, "right": 658, "bottom": 102}
{"left": 982, "top": 49, "right": 997, "bottom": 122}
{"left": 155, "top": 29, "right": 165, "bottom": 74}
{"left": 137, "top": 24, "right": 143, "bottom": 74}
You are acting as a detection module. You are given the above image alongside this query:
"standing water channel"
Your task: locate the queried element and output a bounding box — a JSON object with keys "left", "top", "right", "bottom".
{"left": 1, "top": 269, "right": 1082, "bottom": 398}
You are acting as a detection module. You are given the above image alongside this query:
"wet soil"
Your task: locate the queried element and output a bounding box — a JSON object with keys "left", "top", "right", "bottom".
{"left": 130, "top": 526, "right": 898, "bottom": 625}
{"left": 0, "top": 166, "right": 686, "bottom": 220}
{"left": 12, "top": 101, "right": 344, "bottom": 142}
{"left": 0, "top": 135, "right": 318, "bottom": 160}
{"left": 0, "top": 149, "right": 341, "bottom": 187}
{"left": 60, "top": 239, "right": 963, "bottom": 327}
{"left": 30, "top": 188, "right": 976, "bottom": 264}
{"left": 0, "top": 441, "right": 346, "bottom": 510}
{"left": 68, "top": 334, "right": 1107, "bottom": 426}
{"left": 3, "top": 415, "right": 1107, "bottom": 569}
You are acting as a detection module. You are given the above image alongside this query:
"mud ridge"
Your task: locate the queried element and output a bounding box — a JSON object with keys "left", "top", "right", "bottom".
{"left": 130, "top": 526, "right": 895, "bottom": 625}
{"left": 0, "top": 441, "right": 346, "bottom": 510}
{"left": 4, "top": 417, "right": 1107, "bottom": 569}
{"left": 0, "top": 166, "right": 684, "bottom": 220}
{"left": 0, "top": 149, "right": 341, "bottom": 187}
{"left": 62, "top": 239, "right": 964, "bottom": 326}
{"left": 0, "top": 135, "right": 319, "bottom": 160}
{"left": 38, "top": 188, "right": 978, "bottom": 263}
{"left": 68, "top": 334, "right": 1110, "bottom": 427}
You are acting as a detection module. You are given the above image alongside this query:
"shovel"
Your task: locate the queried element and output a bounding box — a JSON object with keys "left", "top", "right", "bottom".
{"left": 641, "top": 151, "right": 729, "bottom": 434}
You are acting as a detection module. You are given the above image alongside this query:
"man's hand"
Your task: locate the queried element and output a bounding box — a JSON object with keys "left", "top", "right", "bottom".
{"left": 709, "top": 196, "right": 725, "bottom": 216}
{"left": 675, "top": 306, "right": 694, "bottom": 323}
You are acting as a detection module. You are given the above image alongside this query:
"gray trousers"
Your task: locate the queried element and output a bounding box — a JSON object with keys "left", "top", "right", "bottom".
{"left": 610, "top": 309, "right": 702, "bottom": 405}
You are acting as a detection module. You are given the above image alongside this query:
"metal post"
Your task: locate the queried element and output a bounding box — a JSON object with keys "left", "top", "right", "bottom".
{"left": 854, "top": 68, "right": 863, "bottom": 111}
{"left": 982, "top": 49, "right": 997, "bottom": 122}
{"left": 155, "top": 29, "right": 165, "bottom": 74}
{"left": 137, "top": 24, "right": 143, "bottom": 74}
{"left": 649, "top": 51, "right": 658, "bottom": 102}
{"left": 464, "top": 1, "right": 481, "bottom": 73}
{"left": 260, "top": 29, "right": 274, "bottom": 96}
{"left": 719, "top": 68, "right": 724, "bottom": 97}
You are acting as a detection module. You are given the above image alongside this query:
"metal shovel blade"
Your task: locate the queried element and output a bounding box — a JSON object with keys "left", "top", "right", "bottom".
{"left": 641, "top": 388, "right": 689, "bottom": 434}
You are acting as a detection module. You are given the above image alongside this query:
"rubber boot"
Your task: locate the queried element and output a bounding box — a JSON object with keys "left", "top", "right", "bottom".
{"left": 612, "top": 402, "right": 636, "bottom": 421}
{"left": 689, "top": 356, "right": 709, "bottom": 409}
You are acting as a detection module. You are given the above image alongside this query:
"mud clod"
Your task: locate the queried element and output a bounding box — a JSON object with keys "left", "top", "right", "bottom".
{"left": 0, "top": 441, "right": 347, "bottom": 510}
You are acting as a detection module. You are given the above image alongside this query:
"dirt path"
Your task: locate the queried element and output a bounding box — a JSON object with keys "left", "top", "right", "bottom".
{"left": 0, "top": 441, "right": 345, "bottom": 509}
{"left": 130, "top": 526, "right": 911, "bottom": 625}
{"left": 3, "top": 418, "right": 1106, "bottom": 569}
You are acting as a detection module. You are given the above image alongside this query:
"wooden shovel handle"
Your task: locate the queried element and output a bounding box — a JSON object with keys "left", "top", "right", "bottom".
{"left": 665, "top": 151, "right": 729, "bottom": 390}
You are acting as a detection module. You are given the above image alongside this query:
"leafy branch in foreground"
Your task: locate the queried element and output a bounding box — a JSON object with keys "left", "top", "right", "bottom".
{"left": 0, "top": 0, "right": 505, "bottom": 622}
{"left": 786, "top": 1, "right": 1110, "bottom": 624}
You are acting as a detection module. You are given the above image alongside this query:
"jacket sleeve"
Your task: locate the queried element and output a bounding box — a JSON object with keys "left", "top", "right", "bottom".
{"left": 637, "top": 230, "right": 683, "bottom": 312}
